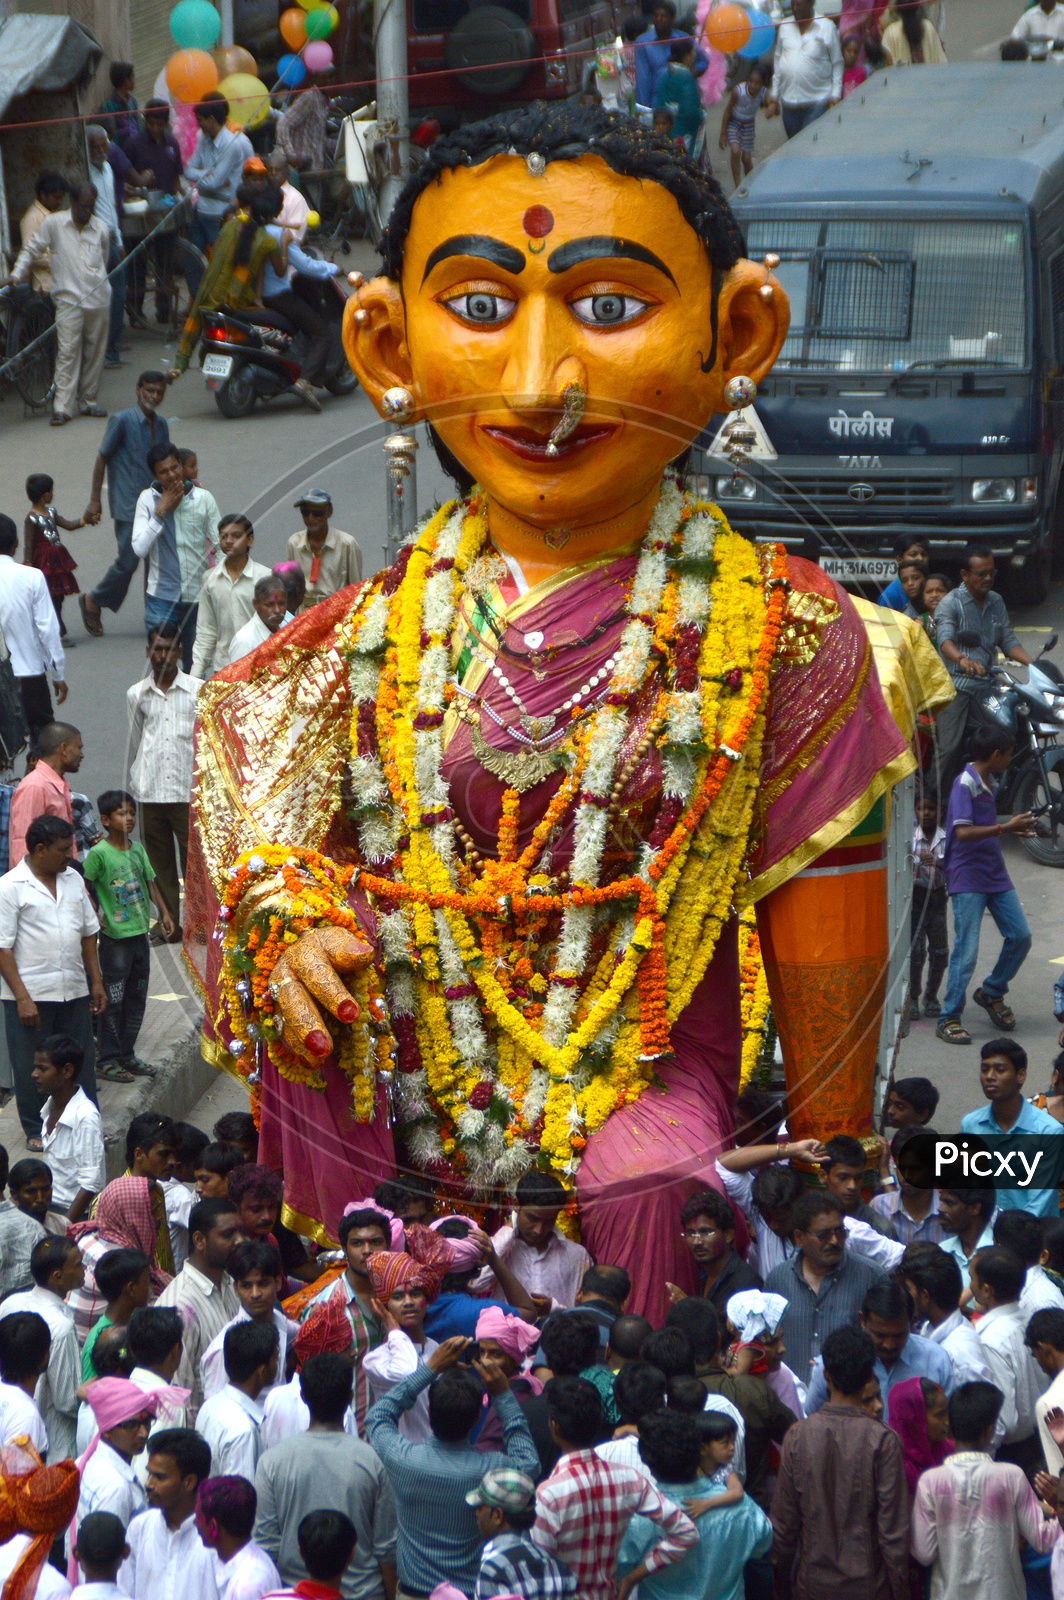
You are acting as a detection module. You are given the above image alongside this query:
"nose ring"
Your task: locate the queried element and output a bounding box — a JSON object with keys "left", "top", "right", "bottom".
{"left": 545, "top": 383, "right": 586, "bottom": 458}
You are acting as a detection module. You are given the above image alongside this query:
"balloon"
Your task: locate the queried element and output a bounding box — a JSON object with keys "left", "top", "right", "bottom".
{"left": 305, "top": 210, "right": 321, "bottom": 229}
{"left": 212, "top": 43, "right": 257, "bottom": 76}
{"left": 165, "top": 48, "right": 219, "bottom": 104}
{"left": 279, "top": 7, "right": 307, "bottom": 47}
{"left": 277, "top": 51, "right": 307, "bottom": 86}
{"left": 737, "top": 6, "right": 774, "bottom": 56}
{"left": 302, "top": 39, "right": 333, "bottom": 70}
{"left": 704, "top": 3, "right": 751, "bottom": 52}
{"left": 304, "top": 4, "right": 338, "bottom": 38}
{"left": 296, "top": 0, "right": 319, "bottom": 11}
{"left": 169, "top": 0, "right": 221, "bottom": 49}
{"left": 217, "top": 71, "right": 271, "bottom": 128}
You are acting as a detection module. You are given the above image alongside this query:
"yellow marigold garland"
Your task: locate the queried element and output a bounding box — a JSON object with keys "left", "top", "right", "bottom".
{"left": 216, "top": 489, "right": 789, "bottom": 1184}
{"left": 738, "top": 904, "right": 772, "bottom": 1092}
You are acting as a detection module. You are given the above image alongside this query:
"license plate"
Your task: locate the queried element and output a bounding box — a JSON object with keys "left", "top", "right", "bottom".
{"left": 202, "top": 353, "right": 232, "bottom": 379}
{"left": 819, "top": 556, "right": 895, "bottom": 582}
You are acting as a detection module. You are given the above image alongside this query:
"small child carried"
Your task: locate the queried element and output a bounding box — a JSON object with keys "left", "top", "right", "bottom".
{"left": 24, "top": 472, "right": 83, "bottom": 639}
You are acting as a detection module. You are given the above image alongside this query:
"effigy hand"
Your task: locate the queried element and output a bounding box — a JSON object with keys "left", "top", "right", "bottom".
{"left": 271, "top": 925, "right": 373, "bottom": 1060}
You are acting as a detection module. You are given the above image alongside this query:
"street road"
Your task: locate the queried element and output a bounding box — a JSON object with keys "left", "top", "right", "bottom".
{"left": 0, "top": 0, "right": 1053, "bottom": 1133}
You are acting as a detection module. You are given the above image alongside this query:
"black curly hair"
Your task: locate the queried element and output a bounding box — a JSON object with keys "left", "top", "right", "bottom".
{"left": 380, "top": 101, "right": 745, "bottom": 282}
{"left": 379, "top": 103, "right": 745, "bottom": 494}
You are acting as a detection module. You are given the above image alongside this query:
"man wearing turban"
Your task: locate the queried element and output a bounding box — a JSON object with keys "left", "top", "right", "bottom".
{"left": 0, "top": 1442, "right": 79, "bottom": 1600}
{"left": 471, "top": 1309, "right": 544, "bottom": 1458}
{"left": 262, "top": 1297, "right": 356, "bottom": 1450}
{"left": 363, "top": 1237, "right": 442, "bottom": 1444}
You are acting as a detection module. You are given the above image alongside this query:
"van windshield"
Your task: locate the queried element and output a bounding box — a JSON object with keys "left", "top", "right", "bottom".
{"left": 743, "top": 217, "right": 1027, "bottom": 372}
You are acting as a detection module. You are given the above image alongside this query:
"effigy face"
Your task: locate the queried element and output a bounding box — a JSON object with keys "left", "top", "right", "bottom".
{"left": 345, "top": 152, "right": 787, "bottom": 532}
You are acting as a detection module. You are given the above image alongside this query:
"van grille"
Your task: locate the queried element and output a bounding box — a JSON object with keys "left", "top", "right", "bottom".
{"left": 763, "top": 476, "right": 956, "bottom": 517}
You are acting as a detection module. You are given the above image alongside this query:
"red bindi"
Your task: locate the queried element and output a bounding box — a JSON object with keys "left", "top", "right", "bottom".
{"left": 522, "top": 205, "right": 554, "bottom": 239}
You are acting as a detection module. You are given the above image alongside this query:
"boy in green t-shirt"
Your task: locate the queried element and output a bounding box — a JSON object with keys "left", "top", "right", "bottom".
{"left": 84, "top": 790, "right": 174, "bottom": 1083}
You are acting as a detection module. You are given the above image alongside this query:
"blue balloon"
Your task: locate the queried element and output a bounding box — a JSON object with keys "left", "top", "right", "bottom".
{"left": 169, "top": 0, "right": 221, "bottom": 50}
{"left": 738, "top": 7, "right": 774, "bottom": 57}
{"left": 277, "top": 51, "right": 307, "bottom": 86}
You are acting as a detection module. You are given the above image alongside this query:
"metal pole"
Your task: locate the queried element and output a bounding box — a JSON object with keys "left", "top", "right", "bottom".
{"left": 219, "top": 0, "right": 234, "bottom": 47}
{"left": 375, "top": 0, "right": 409, "bottom": 222}
{"left": 382, "top": 387, "right": 418, "bottom": 566}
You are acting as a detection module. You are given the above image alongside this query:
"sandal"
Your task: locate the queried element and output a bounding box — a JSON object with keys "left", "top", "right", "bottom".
{"left": 973, "top": 988, "right": 1016, "bottom": 1031}
{"left": 124, "top": 1057, "right": 158, "bottom": 1078}
{"left": 78, "top": 594, "right": 104, "bottom": 637}
{"left": 923, "top": 997, "right": 942, "bottom": 1018}
{"left": 96, "top": 1063, "right": 136, "bottom": 1083}
{"left": 936, "top": 1018, "right": 971, "bottom": 1045}
{"left": 26, "top": 1137, "right": 43, "bottom": 1152}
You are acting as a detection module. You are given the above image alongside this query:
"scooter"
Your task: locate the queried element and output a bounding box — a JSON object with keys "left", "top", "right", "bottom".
{"left": 198, "top": 275, "right": 358, "bottom": 418}
{"left": 955, "top": 629, "right": 1064, "bottom": 867}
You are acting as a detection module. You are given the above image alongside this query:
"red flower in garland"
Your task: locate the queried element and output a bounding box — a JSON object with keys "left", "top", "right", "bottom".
{"left": 468, "top": 1080, "right": 494, "bottom": 1111}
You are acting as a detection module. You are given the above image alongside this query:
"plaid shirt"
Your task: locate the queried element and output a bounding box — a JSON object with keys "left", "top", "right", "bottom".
{"left": 476, "top": 1531, "right": 576, "bottom": 1600}
{"left": 304, "top": 1273, "right": 383, "bottom": 1435}
{"left": 531, "top": 1450, "right": 697, "bottom": 1600}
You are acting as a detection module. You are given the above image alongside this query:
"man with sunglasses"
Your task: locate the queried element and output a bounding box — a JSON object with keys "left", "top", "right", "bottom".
{"left": 764, "top": 1191, "right": 886, "bottom": 1385}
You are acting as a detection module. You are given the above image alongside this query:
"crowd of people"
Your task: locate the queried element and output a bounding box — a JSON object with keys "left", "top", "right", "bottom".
{"left": 0, "top": 1090, "right": 1059, "bottom": 1597}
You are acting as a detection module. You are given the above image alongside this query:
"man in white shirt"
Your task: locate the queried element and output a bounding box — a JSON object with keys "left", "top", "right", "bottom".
{"left": 74, "top": 1402, "right": 151, "bottom": 1554}
{"left": 8, "top": 182, "right": 110, "bottom": 425}
{"left": 33, "top": 1035, "right": 105, "bottom": 1218}
{"left": 86, "top": 125, "right": 127, "bottom": 370}
{"left": 132, "top": 444, "right": 220, "bottom": 673}
{"left": 201, "top": 1241, "right": 296, "bottom": 1402}
{"left": 192, "top": 516, "right": 272, "bottom": 678}
{"left": 127, "top": 1305, "right": 190, "bottom": 1483}
{"left": 184, "top": 94, "right": 253, "bottom": 293}
{"left": 0, "top": 1531, "right": 71, "bottom": 1598}
{"left": 196, "top": 1321, "right": 278, "bottom": 1480}
{"left": 121, "top": 1427, "right": 220, "bottom": 1599}
{"left": 194, "top": 1476, "right": 281, "bottom": 1600}
{"left": 901, "top": 1244, "right": 995, "bottom": 1387}
{"left": 476, "top": 1172, "right": 591, "bottom": 1312}
{"left": 70, "top": 1507, "right": 131, "bottom": 1598}
{"left": 228, "top": 577, "right": 289, "bottom": 666}
{"left": 0, "top": 814, "right": 105, "bottom": 1146}
{"left": 2, "top": 1235, "right": 84, "bottom": 1461}
{"left": 265, "top": 151, "right": 310, "bottom": 240}
{"left": 1012, "top": 0, "right": 1064, "bottom": 43}
{"left": 971, "top": 1247, "right": 1047, "bottom": 1470}
{"left": 155, "top": 1198, "right": 244, "bottom": 1422}
{"left": 126, "top": 624, "right": 203, "bottom": 942}
{"left": 993, "top": 1210, "right": 1064, "bottom": 1318}
{"left": 0, "top": 1308, "right": 51, "bottom": 1453}
{"left": 770, "top": 0, "right": 842, "bottom": 138}
{"left": 0, "top": 517, "right": 66, "bottom": 742}
{"left": 1026, "top": 1309, "right": 1064, "bottom": 1474}
{"left": 362, "top": 1267, "right": 440, "bottom": 1444}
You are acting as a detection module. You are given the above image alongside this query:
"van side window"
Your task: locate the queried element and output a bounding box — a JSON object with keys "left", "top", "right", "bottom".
{"left": 1050, "top": 252, "right": 1064, "bottom": 368}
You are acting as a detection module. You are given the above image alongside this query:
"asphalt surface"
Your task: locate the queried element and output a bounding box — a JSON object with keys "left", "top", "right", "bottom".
{"left": 0, "top": 0, "right": 1051, "bottom": 1138}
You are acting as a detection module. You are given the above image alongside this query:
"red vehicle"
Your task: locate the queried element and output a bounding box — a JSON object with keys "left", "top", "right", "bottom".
{"left": 406, "top": 0, "right": 623, "bottom": 118}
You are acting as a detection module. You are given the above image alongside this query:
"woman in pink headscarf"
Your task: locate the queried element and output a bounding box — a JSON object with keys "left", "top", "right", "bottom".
{"left": 887, "top": 1376, "right": 952, "bottom": 1496}
{"left": 67, "top": 1176, "right": 172, "bottom": 1344}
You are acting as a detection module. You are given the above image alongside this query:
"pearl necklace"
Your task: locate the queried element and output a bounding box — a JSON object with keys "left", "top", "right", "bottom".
{"left": 460, "top": 650, "right": 619, "bottom": 742}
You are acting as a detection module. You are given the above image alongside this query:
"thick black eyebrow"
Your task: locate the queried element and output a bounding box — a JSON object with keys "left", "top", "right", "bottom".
{"left": 546, "top": 236, "right": 677, "bottom": 286}
{"left": 421, "top": 235, "right": 525, "bottom": 285}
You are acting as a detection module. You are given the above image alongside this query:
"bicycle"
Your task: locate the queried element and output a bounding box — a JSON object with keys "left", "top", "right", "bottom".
{"left": 0, "top": 284, "right": 55, "bottom": 410}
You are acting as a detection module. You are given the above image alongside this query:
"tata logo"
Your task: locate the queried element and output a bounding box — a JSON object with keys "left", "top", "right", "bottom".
{"left": 848, "top": 482, "right": 876, "bottom": 502}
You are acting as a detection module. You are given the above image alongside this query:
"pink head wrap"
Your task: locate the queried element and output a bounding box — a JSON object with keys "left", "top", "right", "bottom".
{"left": 430, "top": 1216, "right": 484, "bottom": 1272}
{"left": 343, "top": 1196, "right": 405, "bottom": 1251}
{"left": 475, "top": 1306, "right": 541, "bottom": 1362}
{"left": 70, "top": 1378, "right": 190, "bottom": 1583}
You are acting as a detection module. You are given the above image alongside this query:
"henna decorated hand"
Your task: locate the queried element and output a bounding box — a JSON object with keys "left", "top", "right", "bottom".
{"left": 271, "top": 925, "right": 373, "bottom": 1061}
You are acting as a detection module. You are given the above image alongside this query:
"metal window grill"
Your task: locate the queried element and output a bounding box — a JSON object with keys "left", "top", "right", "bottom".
{"left": 745, "top": 217, "right": 1027, "bottom": 371}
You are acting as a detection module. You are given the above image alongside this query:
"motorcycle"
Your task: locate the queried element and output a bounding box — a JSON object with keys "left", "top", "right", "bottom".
{"left": 955, "top": 629, "right": 1064, "bottom": 867}
{"left": 198, "top": 274, "right": 358, "bottom": 419}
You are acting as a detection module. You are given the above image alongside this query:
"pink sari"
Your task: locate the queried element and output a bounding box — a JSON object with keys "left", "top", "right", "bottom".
{"left": 188, "top": 547, "right": 907, "bottom": 1307}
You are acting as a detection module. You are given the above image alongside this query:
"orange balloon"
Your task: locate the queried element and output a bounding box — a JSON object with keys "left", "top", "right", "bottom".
{"left": 165, "top": 48, "right": 219, "bottom": 104}
{"left": 212, "top": 43, "right": 258, "bottom": 77}
{"left": 704, "top": 3, "right": 752, "bottom": 52}
{"left": 279, "top": 8, "right": 308, "bottom": 48}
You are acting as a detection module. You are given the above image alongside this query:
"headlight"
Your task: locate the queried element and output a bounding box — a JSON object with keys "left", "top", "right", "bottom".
{"left": 971, "top": 478, "right": 1016, "bottom": 503}
{"left": 715, "top": 476, "right": 757, "bottom": 501}
{"left": 1020, "top": 477, "right": 1038, "bottom": 503}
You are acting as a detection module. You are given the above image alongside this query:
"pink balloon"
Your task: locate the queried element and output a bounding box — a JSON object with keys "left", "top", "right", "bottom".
{"left": 302, "top": 39, "right": 333, "bottom": 70}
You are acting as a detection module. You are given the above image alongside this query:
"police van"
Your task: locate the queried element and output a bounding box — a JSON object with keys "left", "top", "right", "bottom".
{"left": 694, "top": 64, "right": 1064, "bottom": 602}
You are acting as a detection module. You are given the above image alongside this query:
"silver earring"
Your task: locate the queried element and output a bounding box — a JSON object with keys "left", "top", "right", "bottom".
{"left": 381, "top": 387, "right": 416, "bottom": 424}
